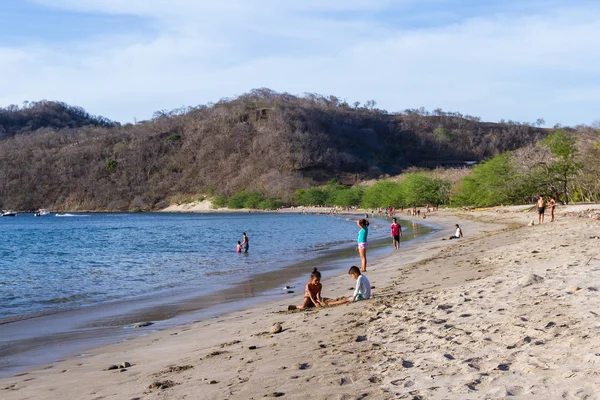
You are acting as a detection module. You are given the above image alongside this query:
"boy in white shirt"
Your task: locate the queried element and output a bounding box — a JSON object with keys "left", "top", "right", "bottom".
{"left": 328, "top": 266, "right": 371, "bottom": 305}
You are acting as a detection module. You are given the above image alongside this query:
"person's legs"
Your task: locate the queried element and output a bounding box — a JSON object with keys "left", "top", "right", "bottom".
{"left": 296, "top": 297, "right": 313, "bottom": 309}
{"left": 358, "top": 248, "right": 367, "bottom": 272}
{"left": 326, "top": 297, "right": 351, "bottom": 306}
{"left": 551, "top": 209, "right": 555, "bottom": 222}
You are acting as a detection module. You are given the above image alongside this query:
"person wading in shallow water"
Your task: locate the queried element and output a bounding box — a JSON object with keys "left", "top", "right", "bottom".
{"left": 241, "top": 232, "right": 249, "bottom": 253}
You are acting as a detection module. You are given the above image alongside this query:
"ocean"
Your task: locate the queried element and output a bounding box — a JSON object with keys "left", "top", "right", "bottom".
{"left": 0, "top": 212, "right": 435, "bottom": 375}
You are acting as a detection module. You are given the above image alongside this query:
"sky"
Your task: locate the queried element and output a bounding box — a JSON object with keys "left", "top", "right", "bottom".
{"left": 1, "top": 0, "right": 599, "bottom": 126}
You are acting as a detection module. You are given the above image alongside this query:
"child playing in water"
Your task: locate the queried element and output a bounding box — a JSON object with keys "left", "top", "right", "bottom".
{"left": 236, "top": 241, "right": 242, "bottom": 253}
{"left": 328, "top": 266, "right": 371, "bottom": 305}
{"left": 288, "top": 268, "right": 324, "bottom": 310}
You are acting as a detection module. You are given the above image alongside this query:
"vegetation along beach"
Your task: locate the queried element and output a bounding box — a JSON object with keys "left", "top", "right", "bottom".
{"left": 2, "top": 1, "right": 600, "bottom": 399}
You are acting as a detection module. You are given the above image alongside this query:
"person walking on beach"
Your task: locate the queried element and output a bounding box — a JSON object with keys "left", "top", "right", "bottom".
{"left": 241, "top": 232, "right": 249, "bottom": 253}
{"left": 391, "top": 218, "right": 402, "bottom": 249}
{"left": 536, "top": 195, "right": 546, "bottom": 225}
{"left": 548, "top": 195, "right": 556, "bottom": 222}
{"left": 357, "top": 218, "right": 369, "bottom": 272}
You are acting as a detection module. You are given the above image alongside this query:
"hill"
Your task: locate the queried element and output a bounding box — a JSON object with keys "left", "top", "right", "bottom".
{"left": 0, "top": 89, "right": 549, "bottom": 211}
{"left": 0, "top": 100, "right": 114, "bottom": 139}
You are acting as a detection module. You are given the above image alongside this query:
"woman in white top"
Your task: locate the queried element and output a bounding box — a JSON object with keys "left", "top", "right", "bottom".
{"left": 448, "top": 224, "right": 463, "bottom": 240}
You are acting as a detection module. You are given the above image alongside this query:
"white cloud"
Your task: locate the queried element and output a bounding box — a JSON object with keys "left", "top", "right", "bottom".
{"left": 1, "top": 0, "right": 599, "bottom": 125}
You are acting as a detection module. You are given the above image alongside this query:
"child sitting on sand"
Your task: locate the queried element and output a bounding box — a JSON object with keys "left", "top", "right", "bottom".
{"left": 236, "top": 241, "right": 242, "bottom": 253}
{"left": 288, "top": 268, "right": 324, "bottom": 310}
{"left": 328, "top": 266, "right": 371, "bottom": 305}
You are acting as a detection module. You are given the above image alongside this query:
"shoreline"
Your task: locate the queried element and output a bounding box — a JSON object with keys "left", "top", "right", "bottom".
{"left": 0, "top": 213, "right": 434, "bottom": 378}
{"left": 2, "top": 205, "right": 599, "bottom": 398}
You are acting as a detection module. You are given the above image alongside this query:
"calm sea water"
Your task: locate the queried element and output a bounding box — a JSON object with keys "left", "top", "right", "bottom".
{"left": 0, "top": 212, "right": 405, "bottom": 320}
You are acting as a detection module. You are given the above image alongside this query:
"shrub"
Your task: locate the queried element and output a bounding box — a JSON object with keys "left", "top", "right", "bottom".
{"left": 105, "top": 159, "right": 118, "bottom": 172}
{"left": 361, "top": 181, "right": 403, "bottom": 208}
{"left": 401, "top": 173, "right": 451, "bottom": 206}
{"left": 211, "top": 195, "right": 227, "bottom": 208}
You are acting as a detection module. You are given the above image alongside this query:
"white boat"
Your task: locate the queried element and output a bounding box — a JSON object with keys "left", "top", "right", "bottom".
{"left": 1, "top": 211, "right": 17, "bottom": 217}
{"left": 34, "top": 209, "right": 51, "bottom": 216}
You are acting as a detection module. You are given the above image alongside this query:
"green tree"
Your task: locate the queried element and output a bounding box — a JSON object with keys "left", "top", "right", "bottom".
{"left": 451, "top": 153, "right": 537, "bottom": 207}
{"left": 401, "top": 173, "right": 451, "bottom": 206}
{"left": 295, "top": 188, "right": 327, "bottom": 206}
{"left": 242, "top": 192, "right": 265, "bottom": 209}
{"left": 361, "top": 181, "right": 403, "bottom": 208}
{"left": 433, "top": 127, "right": 454, "bottom": 142}
{"left": 452, "top": 154, "right": 515, "bottom": 206}
{"left": 211, "top": 195, "right": 228, "bottom": 208}
{"left": 333, "top": 187, "right": 363, "bottom": 207}
{"left": 258, "top": 198, "right": 284, "bottom": 209}
{"left": 541, "top": 130, "right": 582, "bottom": 204}
{"left": 227, "top": 192, "right": 265, "bottom": 209}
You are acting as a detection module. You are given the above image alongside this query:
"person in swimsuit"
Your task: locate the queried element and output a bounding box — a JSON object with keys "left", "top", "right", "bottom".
{"left": 548, "top": 195, "right": 556, "bottom": 222}
{"left": 241, "top": 232, "right": 249, "bottom": 253}
{"left": 357, "top": 218, "right": 369, "bottom": 272}
{"left": 288, "top": 268, "right": 323, "bottom": 310}
{"left": 536, "top": 195, "right": 546, "bottom": 225}
{"left": 236, "top": 241, "right": 242, "bottom": 253}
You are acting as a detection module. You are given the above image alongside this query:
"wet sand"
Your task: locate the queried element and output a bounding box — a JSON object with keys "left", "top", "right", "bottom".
{"left": 2, "top": 205, "right": 599, "bottom": 399}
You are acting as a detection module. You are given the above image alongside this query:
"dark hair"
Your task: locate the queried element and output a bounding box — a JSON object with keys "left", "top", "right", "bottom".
{"left": 311, "top": 268, "right": 321, "bottom": 280}
{"left": 242, "top": 232, "right": 246, "bottom": 235}
{"left": 358, "top": 218, "right": 369, "bottom": 228}
{"left": 392, "top": 218, "right": 397, "bottom": 222}
{"left": 348, "top": 266, "right": 361, "bottom": 275}
{"left": 455, "top": 224, "right": 459, "bottom": 227}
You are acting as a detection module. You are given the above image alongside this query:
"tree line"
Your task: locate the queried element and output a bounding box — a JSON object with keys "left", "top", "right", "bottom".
{"left": 2, "top": 89, "right": 591, "bottom": 211}
{"left": 217, "top": 129, "right": 600, "bottom": 210}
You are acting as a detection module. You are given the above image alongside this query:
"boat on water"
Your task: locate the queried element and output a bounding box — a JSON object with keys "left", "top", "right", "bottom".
{"left": 34, "top": 209, "right": 51, "bottom": 217}
{"left": 1, "top": 211, "right": 17, "bottom": 217}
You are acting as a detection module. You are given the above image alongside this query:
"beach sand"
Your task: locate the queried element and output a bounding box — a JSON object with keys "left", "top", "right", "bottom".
{"left": 2, "top": 205, "right": 599, "bottom": 399}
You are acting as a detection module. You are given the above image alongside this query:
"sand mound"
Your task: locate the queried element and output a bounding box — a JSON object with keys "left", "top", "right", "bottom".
{"left": 516, "top": 273, "right": 544, "bottom": 287}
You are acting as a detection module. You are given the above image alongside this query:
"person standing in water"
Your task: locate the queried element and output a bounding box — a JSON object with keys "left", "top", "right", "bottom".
{"left": 391, "top": 218, "right": 402, "bottom": 249}
{"left": 241, "top": 232, "right": 249, "bottom": 253}
{"left": 357, "top": 218, "right": 369, "bottom": 272}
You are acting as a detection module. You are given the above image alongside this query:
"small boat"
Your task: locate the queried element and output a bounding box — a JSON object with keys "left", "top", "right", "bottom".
{"left": 1, "top": 211, "right": 17, "bottom": 217}
{"left": 34, "top": 209, "right": 51, "bottom": 217}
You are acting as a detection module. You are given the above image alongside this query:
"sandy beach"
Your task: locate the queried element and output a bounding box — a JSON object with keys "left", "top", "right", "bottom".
{"left": 2, "top": 205, "right": 600, "bottom": 399}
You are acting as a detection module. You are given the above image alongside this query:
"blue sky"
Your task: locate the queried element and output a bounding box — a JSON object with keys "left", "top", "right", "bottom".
{"left": 1, "top": 0, "right": 599, "bottom": 126}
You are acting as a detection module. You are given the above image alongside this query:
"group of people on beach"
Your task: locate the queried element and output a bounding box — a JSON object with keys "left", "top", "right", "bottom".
{"left": 287, "top": 265, "right": 371, "bottom": 310}
{"left": 242, "top": 211, "right": 460, "bottom": 311}
{"left": 536, "top": 194, "right": 557, "bottom": 224}
{"left": 288, "top": 217, "right": 373, "bottom": 310}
